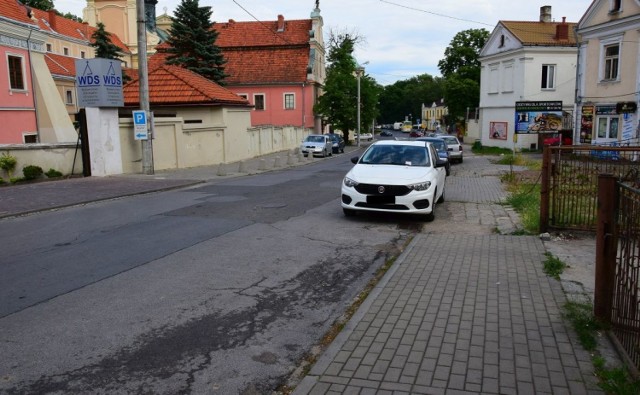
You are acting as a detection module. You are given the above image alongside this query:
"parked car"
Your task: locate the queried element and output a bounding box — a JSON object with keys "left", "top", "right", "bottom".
{"left": 409, "top": 130, "right": 424, "bottom": 138}
{"left": 326, "top": 133, "right": 345, "bottom": 153}
{"left": 355, "top": 132, "right": 373, "bottom": 141}
{"left": 440, "top": 135, "right": 463, "bottom": 163}
{"left": 341, "top": 140, "right": 447, "bottom": 221}
{"left": 301, "top": 134, "right": 332, "bottom": 157}
{"left": 416, "top": 137, "right": 451, "bottom": 176}
{"left": 379, "top": 130, "right": 393, "bottom": 137}
{"left": 543, "top": 135, "right": 573, "bottom": 146}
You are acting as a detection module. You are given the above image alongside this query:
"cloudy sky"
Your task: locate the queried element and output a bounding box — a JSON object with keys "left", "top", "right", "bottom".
{"left": 54, "top": 0, "right": 592, "bottom": 85}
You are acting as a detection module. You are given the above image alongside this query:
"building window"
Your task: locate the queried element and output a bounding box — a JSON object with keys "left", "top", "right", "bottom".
{"left": 46, "top": 43, "right": 52, "bottom": 52}
{"left": 596, "top": 115, "right": 619, "bottom": 139}
{"left": 284, "top": 93, "right": 295, "bottom": 109}
{"left": 254, "top": 94, "right": 265, "bottom": 110}
{"left": 603, "top": 44, "right": 619, "bottom": 81}
{"left": 499, "top": 35, "right": 505, "bottom": 47}
{"left": 503, "top": 62, "right": 514, "bottom": 92}
{"left": 238, "top": 94, "right": 248, "bottom": 100}
{"left": 23, "top": 133, "right": 38, "bottom": 143}
{"left": 541, "top": 64, "right": 556, "bottom": 89}
{"left": 63, "top": 47, "right": 69, "bottom": 56}
{"left": 610, "top": 0, "right": 621, "bottom": 12}
{"left": 65, "top": 90, "right": 74, "bottom": 104}
{"left": 7, "top": 55, "right": 25, "bottom": 90}
{"left": 80, "top": 51, "right": 86, "bottom": 59}
{"left": 489, "top": 64, "right": 499, "bottom": 94}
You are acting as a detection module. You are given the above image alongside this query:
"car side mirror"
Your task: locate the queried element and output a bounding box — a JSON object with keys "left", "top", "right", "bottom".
{"left": 351, "top": 156, "right": 359, "bottom": 164}
{"left": 435, "top": 159, "right": 447, "bottom": 168}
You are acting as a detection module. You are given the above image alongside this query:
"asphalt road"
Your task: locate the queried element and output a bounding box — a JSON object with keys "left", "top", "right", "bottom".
{"left": 0, "top": 152, "right": 420, "bottom": 394}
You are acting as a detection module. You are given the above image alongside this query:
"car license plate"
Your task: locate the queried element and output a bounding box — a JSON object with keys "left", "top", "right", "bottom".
{"left": 367, "top": 195, "right": 395, "bottom": 204}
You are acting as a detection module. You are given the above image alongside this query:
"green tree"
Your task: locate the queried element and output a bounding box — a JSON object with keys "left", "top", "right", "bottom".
{"left": 22, "top": 0, "right": 54, "bottom": 11}
{"left": 378, "top": 74, "right": 444, "bottom": 126}
{"left": 438, "top": 28, "right": 489, "bottom": 125}
{"left": 163, "top": 0, "right": 227, "bottom": 84}
{"left": 90, "top": 22, "right": 130, "bottom": 83}
{"left": 314, "top": 32, "right": 379, "bottom": 142}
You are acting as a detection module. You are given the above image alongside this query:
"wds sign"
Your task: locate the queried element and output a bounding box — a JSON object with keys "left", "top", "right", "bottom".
{"left": 75, "top": 58, "right": 124, "bottom": 108}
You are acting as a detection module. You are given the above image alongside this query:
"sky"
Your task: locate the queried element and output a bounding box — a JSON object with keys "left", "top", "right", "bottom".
{"left": 53, "top": 0, "right": 592, "bottom": 86}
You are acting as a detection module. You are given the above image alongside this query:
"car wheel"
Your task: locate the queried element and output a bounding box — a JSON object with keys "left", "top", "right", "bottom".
{"left": 343, "top": 208, "right": 356, "bottom": 217}
{"left": 424, "top": 211, "right": 435, "bottom": 222}
{"left": 446, "top": 164, "right": 451, "bottom": 176}
{"left": 459, "top": 157, "right": 463, "bottom": 164}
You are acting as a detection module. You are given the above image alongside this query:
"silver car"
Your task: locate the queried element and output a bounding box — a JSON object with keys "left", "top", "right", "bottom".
{"left": 300, "top": 134, "right": 333, "bottom": 157}
{"left": 440, "top": 135, "right": 463, "bottom": 163}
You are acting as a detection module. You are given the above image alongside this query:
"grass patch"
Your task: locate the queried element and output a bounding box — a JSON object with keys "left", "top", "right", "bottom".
{"left": 564, "top": 301, "right": 603, "bottom": 351}
{"left": 472, "top": 145, "right": 513, "bottom": 155}
{"left": 504, "top": 183, "right": 541, "bottom": 234}
{"left": 593, "top": 356, "right": 640, "bottom": 395}
{"left": 542, "top": 252, "right": 566, "bottom": 280}
{"left": 494, "top": 154, "right": 543, "bottom": 170}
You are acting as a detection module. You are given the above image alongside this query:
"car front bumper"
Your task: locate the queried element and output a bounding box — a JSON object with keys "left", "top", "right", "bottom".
{"left": 340, "top": 183, "right": 435, "bottom": 214}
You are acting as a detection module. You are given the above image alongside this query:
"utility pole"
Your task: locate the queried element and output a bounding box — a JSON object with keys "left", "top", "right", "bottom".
{"left": 137, "top": 0, "right": 154, "bottom": 174}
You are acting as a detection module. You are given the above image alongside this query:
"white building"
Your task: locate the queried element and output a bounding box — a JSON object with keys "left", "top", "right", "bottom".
{"left": 478, "top": 6, "right": 578, "bottom": 150}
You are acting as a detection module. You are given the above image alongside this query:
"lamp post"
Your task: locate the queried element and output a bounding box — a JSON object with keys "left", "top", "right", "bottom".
{"left": 355, "top": 62, "right": 367, "bottom": 147}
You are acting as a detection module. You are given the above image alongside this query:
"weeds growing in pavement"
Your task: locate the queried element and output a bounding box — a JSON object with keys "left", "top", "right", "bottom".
{"left": 542, "top": 252, "right": 566, "bottom": 280}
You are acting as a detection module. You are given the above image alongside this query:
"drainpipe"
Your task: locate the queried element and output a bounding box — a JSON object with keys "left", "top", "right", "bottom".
{"left": 301, "top": 82, "right": 306, "bottom": 129}
{"left": 26, "top": 27, "right": 40, "bottom": 142}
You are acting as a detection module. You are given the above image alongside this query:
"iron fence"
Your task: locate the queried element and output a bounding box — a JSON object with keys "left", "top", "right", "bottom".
{"left": 540, "top": 145, "right": 640, "bottom": 232}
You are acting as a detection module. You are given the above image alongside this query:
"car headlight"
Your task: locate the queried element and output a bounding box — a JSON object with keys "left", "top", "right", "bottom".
{"left": 407, "top": 181, "right": 431, "bottom": 191}
{"left": 343, "top": 177, "right": 358, "bottom": 188}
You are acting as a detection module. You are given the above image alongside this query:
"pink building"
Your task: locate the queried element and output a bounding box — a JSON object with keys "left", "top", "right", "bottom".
{"left": 0, "top": 0, "right": 39, "bottom": 144}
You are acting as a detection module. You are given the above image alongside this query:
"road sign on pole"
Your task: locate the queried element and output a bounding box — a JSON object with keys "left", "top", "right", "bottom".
{"left": 133, "top": 110, "right": 148, "bottom": 140}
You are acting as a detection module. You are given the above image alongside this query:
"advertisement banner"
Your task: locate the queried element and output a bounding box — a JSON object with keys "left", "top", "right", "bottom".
{"left": 580, "top": 106, "right": 593, "bottom": 143}
{"left": 514, "top": 101, "right": 563, "bottom": 134}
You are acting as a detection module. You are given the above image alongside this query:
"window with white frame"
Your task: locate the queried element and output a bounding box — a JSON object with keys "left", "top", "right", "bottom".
{"left": 23, "top": 133, "right": 38, "bottom": 143}
{"left": 46, "top": 43, "right": 52, "bottom": 52}
{"left": 80, "top": 51, "right": 86, "bottom": 59}
{"left": 238, "top": 94, "right": 248, "bottom": 100}
{"left": 603, "top": 44, "right": 620, "bottom": 81}
{"left": 284, "top": 93, "right": 295, "bottom": 109}
{"left": 7, "top": 54, "right": 25, "bottom": 90}
{"left": 63, "top": 47, "right": 69, "bottom": 56}
{"left": 596, "top": 115, "right": 619, "bottom": 139}
{"left": 541, "top": 64, "right": 556, "bottom": 89}
{"left": 254, "top": 94, "right": 265, "bottom": 110}
{"left": 610, "top": 0, "right": 621, "bottom": 12}
{"left": 502, "top": 62, "right": 514, "bottom": 93}
{"left": 65, "top": 89, "right": 74, "bottom": 104}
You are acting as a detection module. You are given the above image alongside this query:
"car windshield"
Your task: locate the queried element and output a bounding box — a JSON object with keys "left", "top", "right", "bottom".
{"left": 305, "top": 135, "right": 324, "bottom": 143}
{"left": 360, "top": 145, "right": 430, "bottom": 167}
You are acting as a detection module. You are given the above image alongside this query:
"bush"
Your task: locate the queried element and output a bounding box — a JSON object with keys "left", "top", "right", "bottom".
{"left": 45, "top": 168, "right": 63, "bottom": 178}
{"left": 0, "top": 153, "right": 17, "bottom": 178}
{"left": 22, "top": 165, "right": 43, "bottom": 180}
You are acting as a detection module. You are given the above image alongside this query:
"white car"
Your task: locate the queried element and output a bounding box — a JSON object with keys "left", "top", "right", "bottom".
{"left": 300, "top": 134, "right": 333, "bottom": 157}
{"left": 341, "top": 140, "right": 447, "bottom": 221}
{"left": 355, "top": 132, "right": 373, "bottom": 141}
{"left": 440, "top": 135, "right": 463, "bottom": 163}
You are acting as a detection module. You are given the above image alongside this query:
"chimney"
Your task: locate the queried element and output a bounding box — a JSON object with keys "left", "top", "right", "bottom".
{"left": 277, "top": 14, "right": 285, "bottom": 32}
{"left": 540, "top": 5, "right": 552, "bottom": 22}
{"left": 556, "top": 17, "right": 569, "bottom": 40}
{"left": 48, "top": 9, "right": 57, "bottom": 30}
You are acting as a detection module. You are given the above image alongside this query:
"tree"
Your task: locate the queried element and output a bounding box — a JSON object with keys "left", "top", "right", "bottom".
{"left": 438, "top": 28, "right": 489, "bottom": 124}
{"left": 377, "top": 74, "right": 445, "bottom": 125}
{"left": 21, "top": 0, "right": 54, "bottom": 11}
{"left": 163, "top": 0, "right": 227, "bottom": 84}
{"left": 314, "top": 31, "right": 379, "bottom": 142}
{"left": 90, "top": 22, "right": 130, "bottom": 83}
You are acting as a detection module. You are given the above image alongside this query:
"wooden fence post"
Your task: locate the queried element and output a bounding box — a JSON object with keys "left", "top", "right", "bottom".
{"left": 594, "top": 173, "right": 618, "bottom": 323}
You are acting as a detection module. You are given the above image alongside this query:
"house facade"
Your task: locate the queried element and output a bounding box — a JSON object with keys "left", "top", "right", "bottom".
{"left": 421, "top": 99, "right": 447, "bottom": 131}
{"left": 212, "top": 10, "right": 326, "bottom": 133}
{"left": 575, "top": 0, "right": 640, "bottom": 145}
{"left": 478, "top": 6, "right": 578, "bottom": 150}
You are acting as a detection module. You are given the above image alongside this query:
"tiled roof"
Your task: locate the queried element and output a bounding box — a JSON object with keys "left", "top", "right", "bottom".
{"left": 152, "top": 17, "right": 313, "bottom": 84}
{"left": 44, "top": 52, "right": 76, "bottom": 77}
{"left": 213, "top": 18, "right": 312, "bottom": 47}
{"left": 223, "top": 46, "right": 309, "bottom": 84}
{"left": 501, "top": 21, "right": 577, "bottom": 46}
{"left": 0, "top": 0, "right": 35, "bottom": 25}
{"left": 123, "top": 64, "right": 249, "bottom": 107}
{"left": 30, "top": 8, "right": 130, "bottom": 53}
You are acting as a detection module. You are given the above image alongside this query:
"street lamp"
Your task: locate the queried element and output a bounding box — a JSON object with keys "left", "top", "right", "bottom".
{"left": 355, "top": 61, "right": 368, "bottom": 147}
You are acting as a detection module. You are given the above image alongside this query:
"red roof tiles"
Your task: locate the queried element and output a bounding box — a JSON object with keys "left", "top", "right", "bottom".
{"left": 0, "top": 0, "right": 35, "bottom": 25}
{"left": 501, "top": 20, "right": 577, "bottom": 46}
{"left": 44, "top": 52, "right": 76, "bottom": 77}
{"left": 123, "top": 64, "right": 249, "bottom": 107}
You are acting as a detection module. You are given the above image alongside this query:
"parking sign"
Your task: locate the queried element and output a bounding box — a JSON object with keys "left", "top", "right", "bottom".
{"left": 133, "top": 110, "right": 148, "bottom": 140}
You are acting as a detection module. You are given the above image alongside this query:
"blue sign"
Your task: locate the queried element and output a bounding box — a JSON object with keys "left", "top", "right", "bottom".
{"left": 132, "top": 110, "right": 148, "bottom": 140}
{"left": 75, "top": 58, "right": 124, "bottom": 108}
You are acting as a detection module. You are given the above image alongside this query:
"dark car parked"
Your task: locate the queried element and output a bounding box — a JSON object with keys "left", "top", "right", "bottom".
{"left": 326, "top": 133, "right": 345, "bottom": 153}
{"left": 416, "top": 137, "right": 451, "bottom": 176}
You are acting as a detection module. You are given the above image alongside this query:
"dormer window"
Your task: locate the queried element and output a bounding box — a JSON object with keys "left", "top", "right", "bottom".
{"left": 610, "top": 0, "right": 621, "bottom": 13}
{"left": 499, "top": 35, "right": 505, "bottom": 47}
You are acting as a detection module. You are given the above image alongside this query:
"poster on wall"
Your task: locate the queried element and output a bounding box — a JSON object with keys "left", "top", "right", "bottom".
{"left": 580, "top": 106, "right": 593, "bottom": 143}
{"left": 489, "top": 122, "right": 508, "bottom": 140}
{"left": 514, "top": 101, "right": 563, "bottom": 134}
